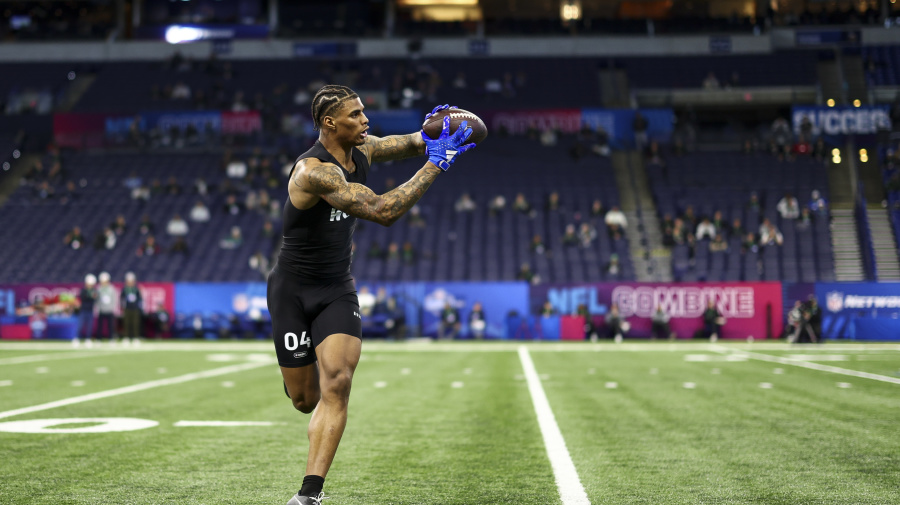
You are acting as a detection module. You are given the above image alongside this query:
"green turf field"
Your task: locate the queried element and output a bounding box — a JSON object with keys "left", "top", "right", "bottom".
{"left": 1, "top": 341, "right": 899, "bottom": 505}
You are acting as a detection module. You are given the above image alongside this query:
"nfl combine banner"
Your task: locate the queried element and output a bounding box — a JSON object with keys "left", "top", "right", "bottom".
{"left": 816, "top": 282, "right": 900, "bottom": 340}
{"left": 530, "top": 282, "right": 782, "bottom": 339}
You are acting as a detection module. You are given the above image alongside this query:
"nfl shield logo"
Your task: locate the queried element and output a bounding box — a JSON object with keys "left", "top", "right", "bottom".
{"left": 826, "top": 292, "right": 844, "bottom": 312}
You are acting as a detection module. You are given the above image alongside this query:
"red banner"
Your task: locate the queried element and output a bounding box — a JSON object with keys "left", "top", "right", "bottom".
{"left": 481, "top": 109, "right": 583, "bottom": 135}
{"left": 53, "top": 113, "right": 107, "bottom": 149}
{"left": 221, "top": 111, "right": 262, "bottom": 134}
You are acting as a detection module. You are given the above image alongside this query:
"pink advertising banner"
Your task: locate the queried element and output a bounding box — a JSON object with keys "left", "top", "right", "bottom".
{"left": 480, "top": 109, "right": 583, "bottom": 135}
{"left": 0, "top": 282, "right": 175, "bottom": 317}
{"left": 532, "top": 282, "right": 784, "bottom": 339}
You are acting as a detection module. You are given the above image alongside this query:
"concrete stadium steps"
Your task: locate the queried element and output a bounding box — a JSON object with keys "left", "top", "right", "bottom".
{"left": 830, "top": 209, "right": 865, "bottom": 281}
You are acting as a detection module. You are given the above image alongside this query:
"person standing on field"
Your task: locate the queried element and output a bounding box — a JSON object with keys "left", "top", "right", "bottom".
{"left": 120, "top": 272, "right": 143, "bottom": 345}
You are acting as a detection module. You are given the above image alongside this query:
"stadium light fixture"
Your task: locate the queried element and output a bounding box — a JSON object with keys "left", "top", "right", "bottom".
{"left": 826, "top": 99, "right": 835, "bottom": 107}
{"left": 853, "top": 99, "right": 861, "bottom": 107}
{"left": 832, "top": 148, "right": 840, "bottom": 156}
{"left": 561, "top": 0, "right": 582, "bottom": 21}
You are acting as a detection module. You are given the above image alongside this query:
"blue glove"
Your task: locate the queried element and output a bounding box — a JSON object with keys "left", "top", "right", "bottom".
{"left": 422, "top": 116, "right": 476, "bottom": 171}
{"left": 424, "top": 104, "right": 457, "bottom": 121}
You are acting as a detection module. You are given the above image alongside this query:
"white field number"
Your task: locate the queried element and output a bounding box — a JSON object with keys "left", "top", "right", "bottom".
{"left": 284, "top": 332, "right": 310, "bottom": 351}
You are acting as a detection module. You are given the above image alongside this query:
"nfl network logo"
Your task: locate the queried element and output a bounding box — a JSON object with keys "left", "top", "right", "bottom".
{"left": 826, "top": 292, "right": 844, "bottom": 313}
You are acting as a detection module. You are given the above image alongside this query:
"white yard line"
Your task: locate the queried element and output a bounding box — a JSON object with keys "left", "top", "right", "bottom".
{"left": 518, "top": 346, "right": 590, "bottom": 505}
{"left": 712, "top": 347, "right": 900, "bottom": 386}
{"left": 0, "top": 361, "right": 271, "bottom": 420}
{"left": 0, "top": 351, "right": 127, "bottom": 366}
{"left": 174, "top": 421, "right": 277, "bottom": 427}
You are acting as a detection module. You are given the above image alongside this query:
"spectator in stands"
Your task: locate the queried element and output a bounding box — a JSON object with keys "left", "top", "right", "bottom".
{"left": 220, "top": 226, "right": 243, "bottom": 249}
{"left": 249, "top": 251, "right": 270, "bottom": 279}
{"left": 96, "top": 272, "right": 116, "bottom": 342}
{"left": 469, "top": 302, "right": 486, "bottom": 340}
{"left": 245, "top": 190, "right": 259, "bottom": 212}
{"left": 530, "top": 234, "right": 547, "bottom": 255}
{"left": 633, "top": 112, "right": 649, "bottom": 150}
{"left": 742, "top": 232, "right": 759, "bottom": 253}
{"left": 60, "top": 181, "right": 80, "bottom": 205}
{"left": 513, "top": 193, "right": 533, "bottom": 215}
{"left": 138, "top": 214, "right": 155, "bottom": 235}
{"left": 771, "top": 117, "right": 792, "bottom": 155}
{"left": 541, "top": 301, "right": 556, "bottom": 317}
{"left": 809, "top": 189, "right": 828, "bottom": 215}
{"left": 149, "top": 178, "right": 164, "bottom": 196}
{"left": 681, "top": 205, "right": 698, "bottom": 229}
{"left": 702, "top": 71, "right": 720, "bottom": 90}
{"left": 439, "top": 302, "right": 461, "bottom": 340}
{"left": 166, "top": 214, "right": 189, "bottom": 236}
{"left": 120, "top": 272, "right": 142, "bottom": 345}
{"left": 651, "top": 305, "right": 675, "bottom": 340}
{"left": 165, "top": 176, "right": 181, "bottom": 195}
{"left": 606, "top": 253, "right": 621, "bottom": 279}
{"left": 224, "top": 194, "right": 244, "bottom": 215}
{"left": 111, "top": 215, "right": 127, "bottom": 236}
{"left": 546, "top": 191, "right": 561, "bottom": 212}
{"left": 172, "top": 81, "right": 191, "bottom": 100}
{"left": 171, "top": 237, "right": 189, "bottom": 256}
{"left": 402, "top": 242, "right": 416, "bottom": 264}
{"left": 539, "top": 126, "right": 558, "bottom": 147}
{"left": 386, "top": 242, "right": 400, "bottom": 261}
{"left": 562, "top": 224, "right": 579, "bottom": 247}
{"left": 93, "top": 227, "right": 116, "bottom": 251}
{"left": 136, "top": 235, "right": 161, "bottom": 257}
{"left": 517, "top": 263, "right": 537, "bottom": 284}
{"left": 76, "top": 274, "right": 98, "bottom": 347}
{"left": 367, "top": 242, "right": 384, "bottom": 260}
{"left": 777, "top": 193, "right": 801, "bottom": 219}
{"left": 489, "top": 195, "right": 506, "bottom": 216}
{"left": 797, "top": 208, "right": 813, "bottom": 230}
{"left": 590, "top": 199, "right": 604, "bottom": 218}
{"left": 455, "top": 192, "right": 477, "bottom": 213}
{"left": 194, "top": 177, "right": 209, "bottom": 196}
{"left": 696, "top": 217, "right": 717, "bottom": 241}
{"left": 579, "top": 223, "right": 597, "bottom": 247}
{"left": 671, "top": 218, "right": 690, "bottom": 245}
{"left": 131, "top": 183, "right": 150, "bottom": 202}
{"left": 232, "top": 90, "right": 249, "bottom": 112}
{"left": 711, "top": 210, "right": 727, "bottom": 235}
{"left": 605, "top": 304, "right": 625, "bottom": 343}
{"left": 646, "top": 141, "right": 666, "bottom": 168}
{"left": 605, "top": 205, "right": 628, "bottom": 229}
{"left": 812, "top": 138, "right": 828, "bottom": 162}
{"left": 730, "top": 218, "right": 745, "bottom": 240}
{"left": 407, "top": 205, "right": 425, "bottom": 228}
{"left": 702, "top": 299, "right": 725, "bottom": 341}
{"left": 189, "top": 201, "right": 210, "bottom": 222}
{"left": 662, "top": 214, "right": 676, "bottom": 246}
{"left": 709, "top": 234, "right": 729, "bottom": 252}
{"left": 34, "top": 181, "right": 55, "bottom": 201}
{"left": 64, "top": 226, "right": 85, "bottom": 250}
{"left": 747, "top": 192, "right": 761, "bottom": 213}
{"left": 759, "top": 222, "right": 784, "bottom": 247}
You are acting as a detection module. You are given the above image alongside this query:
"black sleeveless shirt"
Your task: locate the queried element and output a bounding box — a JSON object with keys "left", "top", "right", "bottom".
{"left": 276, "top": 141, "right": 369, "bottom": 283}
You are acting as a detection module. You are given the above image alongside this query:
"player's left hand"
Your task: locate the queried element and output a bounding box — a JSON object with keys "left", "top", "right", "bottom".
{"left": 422, "top": 116, "right": 476, "bottom": 171}
{"left": 424, "top": 104, "right": 457, "bottom": 122}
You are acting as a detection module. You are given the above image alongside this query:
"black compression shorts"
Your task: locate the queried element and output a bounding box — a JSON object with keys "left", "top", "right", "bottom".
{"left": 267, "top": 267, "right": 361, "bottom": 368}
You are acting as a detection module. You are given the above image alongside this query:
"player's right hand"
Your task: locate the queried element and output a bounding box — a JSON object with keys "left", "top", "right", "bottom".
{"left": 422, "top": 116, "right": 476, "bottom": 171}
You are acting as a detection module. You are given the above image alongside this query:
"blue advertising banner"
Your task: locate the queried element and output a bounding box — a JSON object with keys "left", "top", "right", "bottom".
{"left": 420, "top": 282, "right": 529, "bottom": 339}
{"left": 365, "top": 110, "right": 423, "bottom": 135}
{"left": 580, "top": 108, "right": 674, "bottom": 148}
{"left": 141, "top": 111, "right": 223, "bottom": 132}
{"left": 175, "top": 282, "right": 269, "bottom": 317}
{"left": 293, "top": 42, "right": 357, "bottom": 57}
{"left": 815, "top": 282, "right": 900, "bottom": 339}
{"left": 791, "top": 106, "right": 891, "bottom": 137}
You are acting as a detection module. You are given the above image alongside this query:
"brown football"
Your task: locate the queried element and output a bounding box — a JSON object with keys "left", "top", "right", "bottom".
{"left": 422, "top": 108, "right": 488, "bottom": 145}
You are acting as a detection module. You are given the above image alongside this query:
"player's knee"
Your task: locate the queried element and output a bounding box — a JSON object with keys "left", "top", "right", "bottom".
{"left": 292, "top": 394, "right": 319, "bottom": 414}
{"left": 322, "top": 368, "right": 354, "bottom": 400}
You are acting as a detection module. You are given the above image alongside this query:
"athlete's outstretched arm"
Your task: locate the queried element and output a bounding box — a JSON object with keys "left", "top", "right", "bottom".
{"left": 359, "top": 133, "right": 426, "bottom": 164}
{"left": 297, "top": 160, "right": 440, "bottom": 227}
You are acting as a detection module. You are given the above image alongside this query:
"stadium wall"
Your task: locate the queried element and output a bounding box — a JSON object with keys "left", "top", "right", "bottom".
{"left": 0, "top": 26, "right": 896, "bottom": 63}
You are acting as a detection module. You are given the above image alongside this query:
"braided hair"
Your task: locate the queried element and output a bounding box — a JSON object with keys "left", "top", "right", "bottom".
{"left": 311, "top": 85, "right": 359, "bottom": 131}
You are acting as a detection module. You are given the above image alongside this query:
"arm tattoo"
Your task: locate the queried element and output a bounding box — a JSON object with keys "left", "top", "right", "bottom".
{"left": 306, "top": 163, "right": 439, "bottom": 227}
{"left": 363, "top": 133, "right": 425, "bottom": 163}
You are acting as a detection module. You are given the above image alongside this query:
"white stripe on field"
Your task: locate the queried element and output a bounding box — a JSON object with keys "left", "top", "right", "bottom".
{"left": 518, "top": 346, "right": 590, "bottom": 505}
{"left": 174, "top": 421, "right": 276, "bottom": 427}
{"left": 0, "top": 351, "right": 126, "bottom": 366}
{"left": 0, "top": 361, "right": 270, "bottom": 420}
{"left": 713, "top": 347, "right": 900, "bottom": 386}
